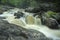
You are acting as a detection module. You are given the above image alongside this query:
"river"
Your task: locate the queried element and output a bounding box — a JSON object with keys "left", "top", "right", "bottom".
{"left": 0, "top": 8, "right": 60, "bottom": 40}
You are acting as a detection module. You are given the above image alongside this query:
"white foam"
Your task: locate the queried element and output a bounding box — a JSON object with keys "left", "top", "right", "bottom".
{"left": 0, "top": 8, "right": 60, "bottom": 40}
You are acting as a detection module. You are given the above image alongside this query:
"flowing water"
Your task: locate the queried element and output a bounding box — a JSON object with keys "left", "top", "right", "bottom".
{"left": 0, "top": 8, "right": 60, "bottom": 40}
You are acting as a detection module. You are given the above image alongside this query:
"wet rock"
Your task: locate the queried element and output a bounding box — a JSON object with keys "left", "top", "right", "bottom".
{"left": 0, "top": 19, "right": 52, "bottom": 40}
{"left": 44, "top": 18, "right": 59, "bottom": 29}
{"left": 0, "top": 36, "right": 8, "bottom": 40}
{"left": 0, "top": 20, "right": 28, "bottom": 40}
{"left": 0, "top": 19, "right": 27, "bottom": 40}
{"left": 0, "top": 5, "right": 14, "bottom": 14}
{"left": 0, "top": 17, "right": 6, "bottom": 19}
{"left": 14, "top": 11, "right": 24, "bottom": 18}
{"left": 27, "top": 29, "right": 53, "bottom": 40}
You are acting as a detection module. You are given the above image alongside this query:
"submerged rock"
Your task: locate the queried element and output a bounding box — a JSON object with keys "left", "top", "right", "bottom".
{"left": 0, "top": 19, "right": 52, "bottom": 40}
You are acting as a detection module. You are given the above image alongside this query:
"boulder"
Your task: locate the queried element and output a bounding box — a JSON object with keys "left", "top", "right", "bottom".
{"left": 27, "top": 29, "right": 52, "bottom": 40}
{"left": 39, "top": 11, "right": 60, "bottom": 29}
{"left": 42, "top": 11, "right": 60, "bottom": 27}
{"left": 0, "top": 19, "right": 52, "bottom": 40}
{"left": 44, "top": 18, "right": 59, "bottom": 29}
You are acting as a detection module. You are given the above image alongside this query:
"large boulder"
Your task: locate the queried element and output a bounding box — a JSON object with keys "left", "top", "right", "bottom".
{"left": 41, "top": 11, "right": 60, "bottom": 29}
{"left": 0, "top": 19, "right": 52, "bottom": 40}
{"left": 45, "top": 18, "right": 59, "bottom": 29}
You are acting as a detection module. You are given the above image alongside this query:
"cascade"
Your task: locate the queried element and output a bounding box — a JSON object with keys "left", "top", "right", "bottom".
{"left": 0, "top": 8, "right": 60, "bottom": 40}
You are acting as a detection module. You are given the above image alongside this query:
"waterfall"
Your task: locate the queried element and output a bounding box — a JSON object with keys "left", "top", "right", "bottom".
{"left": 0, "top": 8, "right": 60, "bottom": 40}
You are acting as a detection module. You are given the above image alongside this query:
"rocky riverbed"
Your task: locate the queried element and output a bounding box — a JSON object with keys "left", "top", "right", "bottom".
{"left": 0, "top": 19, "right": 53, "bottom": 40}
{"left": 0, "top": 5, "right": 60, "bottom": 40}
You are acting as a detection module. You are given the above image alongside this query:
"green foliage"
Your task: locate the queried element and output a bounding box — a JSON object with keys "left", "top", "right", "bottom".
{"left": 30, "top": 0, "right": 38, "bottom": 7}
{"left": 1, "top": 0, "right": 7, "bottom": 4}
{"left": 1, "top": 0, "right": 30, "bottom": 8}
{"left": 47, "top": 11, "right": 56, "bottom": 16}
{"left": 1, "top": 0, "right": 60, "bottom": 8}
{"left": 0, "top": 0, "right": 39, "bottom": 8}
{"left": 8, "top": 0, "right": 20, "bottom": 6}
{"left": 45, "top": 11, "right": 57, "bottom": 18}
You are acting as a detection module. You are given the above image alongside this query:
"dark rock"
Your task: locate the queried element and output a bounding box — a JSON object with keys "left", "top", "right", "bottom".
{"left": 0, "top": 19, "right": 27, "bottom": 40}
{"left": 0, "top": 19, "right": 52, "bottom": 40}
{"left": 14, "top": 11, "right": 24, "bottom": 19}
{"left": 43, "top": 12, "right": 60, "bottom": 24}
{"left": 0, "top": 17, "right": 6, "bottom": 19}
{"left": 51, "top": 13, "right": 60, "bottom": 24}
{"left": 44, "top": 18, "right": 59, "bottom": 29}
{"left": 0, "top": 10, "right": 3, "bottom": 14}
{"left": 0, "top": 5, "right": 14, "bottom": 14}
{"left": 39, "top": 11, "right": 60, "bottom": 29}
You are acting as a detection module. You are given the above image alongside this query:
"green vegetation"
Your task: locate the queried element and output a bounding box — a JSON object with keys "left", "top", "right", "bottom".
{"left": 0, "top": 0, "right": 60, "bottom": 13}
{"left": 45, "top": 11, "right": 57, "bottom": 18}
{"left": 0, "top": 0, "right": 60, "bottom": 7}
{"left": 0, "top": 0, "right": 30, "bottom": 8}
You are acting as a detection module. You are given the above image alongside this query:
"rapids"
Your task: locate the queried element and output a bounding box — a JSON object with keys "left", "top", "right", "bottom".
{"left": 0, "top": 8, "right": 60, "bottom": 40}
